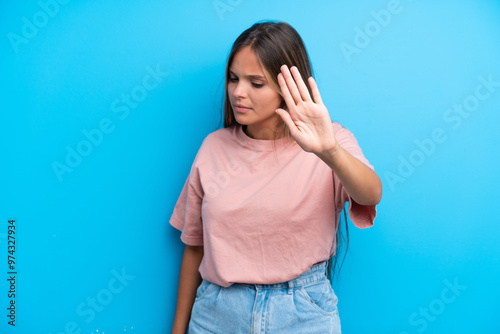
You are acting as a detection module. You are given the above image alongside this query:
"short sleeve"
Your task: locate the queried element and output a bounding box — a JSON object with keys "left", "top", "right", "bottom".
{"left": 332, "top": 123, "right": 377, "bottom": 229}
{"left": 169, "top": 157, "right": 205, "bottom": 246}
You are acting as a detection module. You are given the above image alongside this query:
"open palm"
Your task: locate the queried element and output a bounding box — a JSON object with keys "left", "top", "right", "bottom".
{"left": 275, "top": 65, "right": 338, "bottom": 154}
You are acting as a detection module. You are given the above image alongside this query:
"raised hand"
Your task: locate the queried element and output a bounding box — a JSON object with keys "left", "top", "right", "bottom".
{"left": 275, "top": 65, "right": 338, "bottom": 154}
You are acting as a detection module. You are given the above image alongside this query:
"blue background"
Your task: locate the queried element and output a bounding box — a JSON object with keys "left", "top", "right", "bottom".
{"left": 1, "top": 0, "right": 499, "bottom": 333}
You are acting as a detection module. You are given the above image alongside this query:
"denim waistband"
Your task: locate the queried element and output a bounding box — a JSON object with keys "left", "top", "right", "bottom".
{"left": 238, "top": 261, "right": 328, "bottom": 290}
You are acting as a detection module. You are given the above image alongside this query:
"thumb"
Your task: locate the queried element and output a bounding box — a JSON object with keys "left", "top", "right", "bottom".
{"left": 275, "top": 108, "right": 295, "bottom": 132}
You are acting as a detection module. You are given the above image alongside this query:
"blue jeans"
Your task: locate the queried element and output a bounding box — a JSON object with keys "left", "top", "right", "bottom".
{"left": 188, "top": 261, "right": 341, "bottom": 333}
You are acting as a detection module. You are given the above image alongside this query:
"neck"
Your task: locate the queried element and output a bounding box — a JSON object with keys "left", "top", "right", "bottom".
{"left": 243, "top": 123, "right": 286, "bottom": 140}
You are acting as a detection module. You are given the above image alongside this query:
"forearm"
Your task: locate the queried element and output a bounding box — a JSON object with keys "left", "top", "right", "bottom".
{"left": 172, "top": 245, "right": 204, "bottom": 334}
{"left": 315, "top": 144, "right": 382, "bottom": 206}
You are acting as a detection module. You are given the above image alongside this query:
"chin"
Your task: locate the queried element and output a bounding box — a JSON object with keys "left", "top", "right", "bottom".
{"left": 234, "top": 114, "right": 250, "bottom": 124}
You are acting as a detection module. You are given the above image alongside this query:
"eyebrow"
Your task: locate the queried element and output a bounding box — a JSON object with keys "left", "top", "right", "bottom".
{"left": 229, "top": 71, "right": 267, "bottom": 81}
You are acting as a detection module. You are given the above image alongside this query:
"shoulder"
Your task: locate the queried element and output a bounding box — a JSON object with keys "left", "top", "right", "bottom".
{"left": 187, "top": 127, "right": 232, "bottom": 172}
{"left": 195, "top": 126, "right": 237, "bottom": 156}
{"left": 332, "top": 121, "right": 373, "bottom": 169}
{"left": 331, "top": 122, "right": 357, "bottom": 142}
{"left": 202, "top": 126, "right": 235, "bottom": 145}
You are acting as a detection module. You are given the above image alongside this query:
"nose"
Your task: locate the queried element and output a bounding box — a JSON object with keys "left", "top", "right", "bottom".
{"left": 233, "top": 81, "right": 247, "bottom": 98}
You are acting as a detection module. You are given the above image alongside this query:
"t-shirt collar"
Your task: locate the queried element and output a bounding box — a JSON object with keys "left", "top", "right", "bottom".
{"left": 234, "top": 124, "right": 296, "bottom": 151}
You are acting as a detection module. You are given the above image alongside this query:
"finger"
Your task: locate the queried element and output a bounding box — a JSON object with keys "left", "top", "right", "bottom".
{"left": 291, "top": 66, "right": 312, "bottom": 102}
{"left": 280, "top": 65, "right": 302, "bottom": 104}
{"left": 308, "top": 77, "right": 323, "bottom": 105}
{"left": 277, "top": 72, "right": 297, "bottom": 113}
{"left": 275, "top": 108, "right": 297, "bottom": 136}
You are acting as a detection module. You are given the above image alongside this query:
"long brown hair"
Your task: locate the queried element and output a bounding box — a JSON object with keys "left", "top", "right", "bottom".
{"left": 221, "top": 20, "right": 349, "bottom": 285}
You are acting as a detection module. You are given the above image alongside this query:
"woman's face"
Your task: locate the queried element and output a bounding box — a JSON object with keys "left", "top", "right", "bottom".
{"left": 227, "top": 46, "right": 283, "bottom": 140}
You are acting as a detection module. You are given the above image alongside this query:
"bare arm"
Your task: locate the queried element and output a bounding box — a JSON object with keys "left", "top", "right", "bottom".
{"left": 315, "top": 144, "right": 382, "bottom": 206}
{"left": 172, "top": 244, "right": 204, "bottom": 334}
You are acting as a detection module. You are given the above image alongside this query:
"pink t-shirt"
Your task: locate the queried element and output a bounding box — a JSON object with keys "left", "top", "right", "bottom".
{"left": 169, "top": 122, "right": 377, "bottom": 287}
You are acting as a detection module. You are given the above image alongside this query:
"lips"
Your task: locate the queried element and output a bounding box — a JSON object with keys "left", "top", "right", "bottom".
{"left": 234, "top": 103, "right": 251, "bottom": 113}
{"left": 235, "top": 103, "right": 251, "bottom": 109}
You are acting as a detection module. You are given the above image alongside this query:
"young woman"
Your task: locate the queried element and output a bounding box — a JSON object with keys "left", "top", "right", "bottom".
{"left": 170, "top": 20, "right": 382, "bottom": 334}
